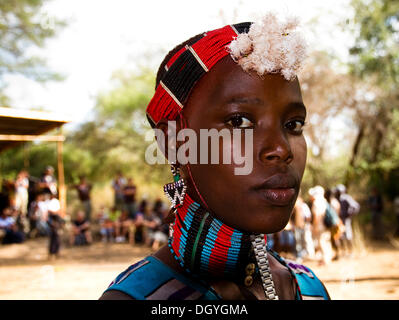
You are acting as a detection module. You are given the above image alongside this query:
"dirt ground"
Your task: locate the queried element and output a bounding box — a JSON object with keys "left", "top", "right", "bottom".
{"left": 0, "top": 236, "right": 398, "bottom": 300}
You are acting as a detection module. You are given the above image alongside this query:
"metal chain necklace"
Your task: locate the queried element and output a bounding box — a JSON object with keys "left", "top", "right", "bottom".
{"left": 251, "top": 234, "right": 279, "bottom": 300}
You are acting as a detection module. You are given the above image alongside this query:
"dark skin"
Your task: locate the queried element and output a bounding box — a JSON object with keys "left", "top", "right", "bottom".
{"left": 101, "top": 56, "right": 328, "bottom": 300}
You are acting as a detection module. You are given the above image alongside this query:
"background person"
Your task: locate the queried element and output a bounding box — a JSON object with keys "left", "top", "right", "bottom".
{"left": 14, "top": 170, "right": 29, "bottom": 217}
{"left": 14, "top": 170, "right": 30, "bottom": 234}
{"left": 309, "top": 186, "right": 333, "bottom": 265}
{"left": 111, "top": 172, "right": 126, "bottom": 212}
{"left": 292, "top": 195, "right": 313, "bottom": 262}
{"left": 29, "top": 193, "right": 49, "bottom": 237}
{"left": 123, "top": 178, "right": 137, "bottom": 220}
{"left": 97, "top": 206, "right": 114, "bottom": 243}
{"left": 324, "top": 189, "right": 343, "bottom": 261}
{"left": 70, "top": 210, "right": 92, "bottom": 246}
{"left": 73, "top": 176, "right": 93, "bottom": 221}
{"left": 335, "top": 184, "right": 360, "bottom": 252}
{"left": 0, "top": 207, "right": 25, "bottom": 244}
{"left": 39, "top": 166, "right": 58, "bottom": 196}
{"left": 47, "top": 193, "right": 62, "bottom": 260}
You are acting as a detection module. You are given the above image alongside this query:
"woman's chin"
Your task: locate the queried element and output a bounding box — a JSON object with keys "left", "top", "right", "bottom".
{"left": 240, "top": 211, "right": 292, "bottom": 235}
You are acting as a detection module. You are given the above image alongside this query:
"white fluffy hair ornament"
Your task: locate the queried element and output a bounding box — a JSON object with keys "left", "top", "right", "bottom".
{"left": 228, "top": 12, "right": 307, "bottom": 81}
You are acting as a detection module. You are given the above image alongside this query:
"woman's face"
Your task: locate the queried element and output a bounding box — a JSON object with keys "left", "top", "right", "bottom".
{"left": 161, "top": 56, "right": 307, "bottom": 234}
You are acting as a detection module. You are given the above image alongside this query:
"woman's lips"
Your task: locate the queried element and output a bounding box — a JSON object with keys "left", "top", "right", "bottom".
{"left": 252, "top": 173, "right": 298, "bottom": 206}
{"left": 257, "top": 187, "right": 296, "bottom": 206}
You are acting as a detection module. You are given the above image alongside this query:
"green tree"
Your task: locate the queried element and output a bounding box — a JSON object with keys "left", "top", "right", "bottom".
{"left": 349, "top": 0, "right": 399, "bottom": 86}
{"left": 0, "top": 0, "right": 65, "bottom": 105}
{"left": 67, "top": 67, "right": 170, "bottom": 193}
{"left": 346, "top": 0, "right": 399, "bottom": 197}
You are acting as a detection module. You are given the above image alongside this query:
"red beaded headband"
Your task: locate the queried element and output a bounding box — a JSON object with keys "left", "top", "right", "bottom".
{"left": 146, "top": 23, "right": 251, "bottom": 126}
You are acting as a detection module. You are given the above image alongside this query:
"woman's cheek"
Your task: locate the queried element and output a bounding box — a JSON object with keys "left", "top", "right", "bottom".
{"left": 291, "top": 135, "right": 307, "bottom": 178}
{"left": 224, "top": 129, "right": 254, "bottom": 176}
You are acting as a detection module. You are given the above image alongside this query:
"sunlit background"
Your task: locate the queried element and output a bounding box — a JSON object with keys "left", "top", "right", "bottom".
{"left": 0, "top": 0, "right": 398, "bottom": 300}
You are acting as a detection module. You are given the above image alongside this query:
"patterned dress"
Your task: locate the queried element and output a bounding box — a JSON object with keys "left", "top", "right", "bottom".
{"left": 103, "top": 250, "right": 329, "bottom": 300}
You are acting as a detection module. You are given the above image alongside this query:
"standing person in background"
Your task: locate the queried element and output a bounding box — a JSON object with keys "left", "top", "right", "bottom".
{"left": 302, "top": 197, "right": 315, "bottom": 260}
{"left": 367, "top": 186, "right": 384, "bottom": 241}
{"left": 46, "top": 193, "right": 62, "bottom": 260}
{"left": 27, "top": 174, "right": 40, "bottom": 214}
{"left": 293, "top": 196, "right": 314, "bottom": 262}
{"left": 324, "top": 189, "right": 343, "bottom": 261}
{"left": 14, "top": 170, "right": 30, "bottom": 234}
{"left": 39, "top": 166, "right": 58, "bottom": 196}
{"left": 14, "top": 170, "right": 29, "bottom": 216}
{"left": 309, "top": 186, "right": 333, "bottom": 265}
{"left": 123, "top": 178, "right": 137, "bottom": 220}
{"left": 73, "top": 176, "right": 93, "bottom": 221}
{"left": 335, "top": 184, "right": 360, "bottom": 253}
{"left": 112, "top": 172, "right": 126, "bottom": 212}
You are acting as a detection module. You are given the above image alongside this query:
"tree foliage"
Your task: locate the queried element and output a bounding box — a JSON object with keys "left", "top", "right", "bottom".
{"left": 346, "top": 0, "right": 399, "bottom": 198}
{"left": 0, "top": 0, "right": 65, "bottom": 105}
{"left": 66, "top": 67, "right": 170, "bottom": 190}
{"left": 349, "top": 0, "right": 399, "bottom": 87}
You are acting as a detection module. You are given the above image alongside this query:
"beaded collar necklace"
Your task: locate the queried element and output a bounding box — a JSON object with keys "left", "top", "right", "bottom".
{"left": 167, "top": 191, "right": 279, "bottom": 299}
{"left": 168, "top": 192, "right": 252, "bottom": 279}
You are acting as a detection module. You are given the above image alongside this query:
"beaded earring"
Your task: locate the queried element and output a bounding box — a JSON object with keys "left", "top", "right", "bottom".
{"left": 163, "top": 163, "right": 187, "bottom": 236}
{"left": 164, "top": 163, "right": 187, "bottom": 208}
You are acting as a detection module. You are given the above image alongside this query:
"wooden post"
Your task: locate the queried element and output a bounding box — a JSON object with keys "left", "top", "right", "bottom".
{"left": 57, "top": 136, "right": 66, "bottom": 218}
{"left": 23, "top": 143, "right": 29, "bottom": 169}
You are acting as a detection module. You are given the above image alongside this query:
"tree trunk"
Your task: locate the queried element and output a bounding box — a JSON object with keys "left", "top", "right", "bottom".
{"left": 345, "top": 122, "right": 365, "bottom": 187}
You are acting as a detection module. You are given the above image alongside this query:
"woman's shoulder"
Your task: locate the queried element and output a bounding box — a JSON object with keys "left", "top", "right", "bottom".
{"left": 100, "top": 255, "right": 220, "bottom": 300}
{"left": 269, "top": 250, "right": 330, "bottom": 300}
{"left": 284, "top": 259, "right": 330, "bottom": 300}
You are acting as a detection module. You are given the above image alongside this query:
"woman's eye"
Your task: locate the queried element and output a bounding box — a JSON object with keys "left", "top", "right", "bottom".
{"left": 226, "top": 115, "right": 254, "bottom": 128}
{"left": 285, "top": 120, "right": 305, "bottom": 134}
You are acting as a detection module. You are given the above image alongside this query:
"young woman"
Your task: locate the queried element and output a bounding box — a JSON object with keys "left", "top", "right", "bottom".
{"left": 100, "top": 13, "right": 330, "bottom": 300}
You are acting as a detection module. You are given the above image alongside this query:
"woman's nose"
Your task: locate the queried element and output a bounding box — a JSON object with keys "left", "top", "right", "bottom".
{"left": 258, "top": 128, "right": 294, "bottom": 165}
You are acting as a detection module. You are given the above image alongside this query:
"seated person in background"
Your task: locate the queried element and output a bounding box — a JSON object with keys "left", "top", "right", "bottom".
{"left": 28, "top": 192, "right": 49, "bottom": 237}
{"left": 70, "top": 210, "right": 92, "bottom": 246}
{"left": 114, "top": 210, "right": 134, "bottom": 244}
{"left": 123, "top": 178, "right": 137, "bottom": 220}
{"left": 0, "top": 207, "right": 25, "bottom": 244}
{"left": 97, "top": 206, "right": 114, "bottom": 243}
{"left": 132, "top": 199, "right": 148, "bottom": 244}
{"left": 143, "top": 207, "right": 168, "bottom": 251}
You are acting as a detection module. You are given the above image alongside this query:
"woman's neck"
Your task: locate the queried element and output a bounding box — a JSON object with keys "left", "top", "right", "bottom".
{"left": 168, "top": 193, "right": 257, "bottom": 280}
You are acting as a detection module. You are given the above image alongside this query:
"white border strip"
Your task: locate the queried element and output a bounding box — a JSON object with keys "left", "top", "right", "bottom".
{"left": 230, "top": 24, "right": 239, "bottom": 36}
{"left": 186, "top": 45, "right": 209, "bottom": 72}
{"left": 160, "top": 81, "right": 184, "bottom": 109}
